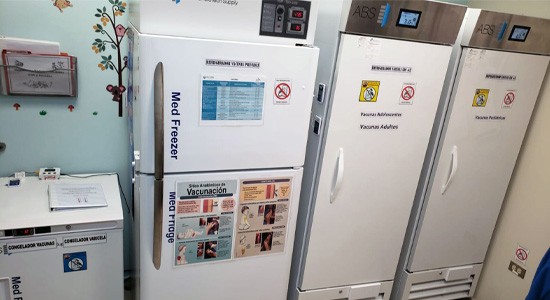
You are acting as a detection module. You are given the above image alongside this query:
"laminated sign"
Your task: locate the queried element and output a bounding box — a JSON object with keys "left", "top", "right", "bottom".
{"left": 472, "top": 89, "right": 490, "bottom": 107}
{"left": 359, "top": 80, "right": 380, "bottom": 102}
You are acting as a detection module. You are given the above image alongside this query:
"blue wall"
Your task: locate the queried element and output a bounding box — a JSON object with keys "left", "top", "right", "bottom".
{"left": 0, "top": 0, "right": 132, "bottom": 270}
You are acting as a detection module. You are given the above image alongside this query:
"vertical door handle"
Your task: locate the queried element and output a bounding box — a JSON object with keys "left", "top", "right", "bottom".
{"left": 441, "top": 145, "right": 458, "bottom": 195}
{"left": 153, "top": 62, "right": 164, "bottom": 270}
{"left": 330, "top": 148, "right": 345, "bottom": 203}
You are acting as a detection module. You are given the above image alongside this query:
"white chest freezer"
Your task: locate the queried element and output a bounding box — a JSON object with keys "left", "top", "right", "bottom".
{"left": 288, "top": 1, "right": 466, "bottom": 299}
{"left": 0, "top": 174, "right": 124, "bottom": 300}
{"left": 395, "top": 9, "right": 550, "bottom": 300}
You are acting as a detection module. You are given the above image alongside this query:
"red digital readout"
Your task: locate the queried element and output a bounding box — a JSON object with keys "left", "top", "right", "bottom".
{"left": 291, "top": 24, "right": 302, "bottom": 32}
{"left": 292, "top": 10, "right": 304, "bottom": 18}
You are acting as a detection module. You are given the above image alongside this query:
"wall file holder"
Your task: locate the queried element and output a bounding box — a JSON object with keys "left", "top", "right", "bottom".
{"left": 1, "top": 51, "right": 77, "bottom": 97}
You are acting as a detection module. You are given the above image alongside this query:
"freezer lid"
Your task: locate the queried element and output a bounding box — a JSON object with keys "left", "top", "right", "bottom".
{"left": 461, "top": 9, "right": 550, "bottom": 55}
{"left": 340, "top": 0, "right": 466, "bottom": 45}
{"left": 133, "top": 32, "right": 319, "bottom": 174}
{"left": 0, "top": 175, "right": 123, "bottom": 234}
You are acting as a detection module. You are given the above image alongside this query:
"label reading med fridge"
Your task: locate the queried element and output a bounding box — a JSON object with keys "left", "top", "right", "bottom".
{"left": 173, "top": 180, "right": 236, "bottom": 266}
{"left": 200, "top": 74, "right": 265, "bottom": 126}
{"left": 235, "top": 178, "right": 292, "bottom": 259}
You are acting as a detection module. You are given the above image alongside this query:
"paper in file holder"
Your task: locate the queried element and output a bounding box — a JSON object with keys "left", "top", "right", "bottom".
{"left": 1, "top": 51, "right": 77, "bottom": 97}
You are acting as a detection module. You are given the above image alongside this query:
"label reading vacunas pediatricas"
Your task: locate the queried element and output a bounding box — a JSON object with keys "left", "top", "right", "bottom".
{"left": 4, "top": 239, "right": 57, "bottom": 254}
{"left": 205, "top": 59, "right": 260, "bottom": 69}
{"left": 201, "top": 74, "right": 265, "bottom": 125}
{"left": 173, "top": 180, "right": 236, "bottom": 266}
{"left": 63, "top": 233, "right": 107, "bottom": 248}
{"left": 235, "top": 178, "right": 292, "bottom": 259}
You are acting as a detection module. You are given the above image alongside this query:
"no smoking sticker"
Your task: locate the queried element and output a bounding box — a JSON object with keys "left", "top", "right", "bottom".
{"left": 359, "top": 80, "right": 380, "bottom": 102}
{"left": 273, "top": 79, "right": 291, "bottom": 105}
{"left": 515, "top": 245, "right": 529, "bottom": 265}
{"left": 503, "top": 90, "right": 516, "bottom": 108}
{"left": 399, "top": 82, "right": 416, "bottom": 105}
{"left": 472, "top": 89, "right": 490, "bottom": 107}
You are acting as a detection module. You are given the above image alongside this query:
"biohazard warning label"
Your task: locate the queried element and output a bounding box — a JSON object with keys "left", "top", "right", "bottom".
{"left": 399, "top": 83, "right": 416, "bottom": 105}
{"left": 273, "top": 79, "right": 292, "bottom": 105}
{"left": 359, "top": 80, "right": 380, "bottom": 102}
{"left": 472, "top": 89, "right": 490, "bottom": 107}
{"left": 502, "top": 90, "right": 516, "bottom": 108}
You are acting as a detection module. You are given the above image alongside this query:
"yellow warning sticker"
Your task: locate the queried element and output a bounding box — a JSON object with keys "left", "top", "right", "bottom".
{"left": 359, "top": 80, "right": 380, "bottom": 102}
{"left": 472, "top": 89, "right": 490, "bottom": 107}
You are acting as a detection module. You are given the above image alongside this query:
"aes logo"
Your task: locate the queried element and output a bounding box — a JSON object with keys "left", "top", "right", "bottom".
{"left": 352, "top": 5, "right": 377, "bottom": 19}
{"left": 476, "top": 24, "right": 495, "bottom": 35}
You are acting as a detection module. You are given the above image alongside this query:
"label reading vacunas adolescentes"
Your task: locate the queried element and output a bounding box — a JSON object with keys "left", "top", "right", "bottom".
{"left": 201, "top": 74, "right": 265, "bottom": 125}
{"left": 205, "top": 59, "right": 260, "bottom": 69}
{"left": 173, "top": 180, "right": 237, "bottom": 266}
{"left": 235, "top": 178, "right": 292, "bottom": 259}
{"left": 63, "top": 233, "right": 107, "bottom": 248}
{"left": 4, "top": 239, "right": 57, "bottom": 254}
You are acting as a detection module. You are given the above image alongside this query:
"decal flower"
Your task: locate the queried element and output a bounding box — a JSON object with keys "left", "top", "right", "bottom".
{"left": 91, "top": 0, "right": 128, "bottom": 117}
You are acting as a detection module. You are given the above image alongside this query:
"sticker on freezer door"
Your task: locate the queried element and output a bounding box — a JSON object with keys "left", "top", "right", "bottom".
{"left": 472, "top": 89, "right": 490, "bottom": 107}
{"left": 200, "top": 74, "right": 265, "bottom": 126}
{"left": 273, "top": 79, "right": 292, "bottom": 105}
{"left": 399, "top": 83, "right": 416, "bottom": 105}
{"left": 503, "top": 90, "right": 516, "bottom": 108}
{"left": 235, "top": 178, "right": 292, "bottom": 258}
{"left": 359, "top": 80, "right": 379, "bottom": 102}
{"left": 63, "top": 252, "right": 87, "bottom": 272}
{"left": 514, "top": 245, "right": 529, "bottom": 265}
{"left": 173, "top": 180, "right": 237, "bottom": 266}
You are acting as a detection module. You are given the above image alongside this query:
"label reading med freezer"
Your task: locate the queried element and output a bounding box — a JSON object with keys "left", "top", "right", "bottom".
{"left": 173, "top": 180, "right": 237, "bottom": 266}
{"left": 200, "top": 74, "right": 265, "bottom": 125}
{"left": 235, "top": 178, "right": 292, "bottom": 259}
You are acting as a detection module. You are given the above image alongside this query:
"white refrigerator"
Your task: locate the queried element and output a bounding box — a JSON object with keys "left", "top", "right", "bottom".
{"left": 395, "top": 9, "right": 550, "bottom": 300}
{"left": 128, "top": 1, "right": 319, "bottom": 299}
{"left": 288, "top": 1, "right": 466, "bottom": 299}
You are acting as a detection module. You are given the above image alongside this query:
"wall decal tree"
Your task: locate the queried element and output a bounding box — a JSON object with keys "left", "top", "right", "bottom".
{"left": 92, "top": 0, "right": 128, "bottom": 117}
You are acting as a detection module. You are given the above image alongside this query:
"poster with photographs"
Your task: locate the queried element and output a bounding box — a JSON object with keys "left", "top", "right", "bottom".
{"left": 173, "top": 180, "right": 236, "bottom": 266}
{"left": 234, "top": 178, "right": 292, "bottom": 258}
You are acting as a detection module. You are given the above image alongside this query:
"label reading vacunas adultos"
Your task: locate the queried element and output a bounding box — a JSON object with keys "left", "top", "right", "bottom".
{"left": 201, "top": 74, "right": 265, "bottom": 124}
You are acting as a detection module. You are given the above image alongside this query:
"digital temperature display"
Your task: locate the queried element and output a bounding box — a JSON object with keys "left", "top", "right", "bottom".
{"left": 14, "top": 228, "right": 34, "bottom": 236}
{"left": 396, "top": 9, "right": 422, "bottom": 29}
{"left": 290, "top": 23, "right": 303, "bottom": 32}
{"left": 508, "top": 25, "right": 530, "bottom": 42}
{"left": 292, "top": 10, "right": 304, "bottom": 19}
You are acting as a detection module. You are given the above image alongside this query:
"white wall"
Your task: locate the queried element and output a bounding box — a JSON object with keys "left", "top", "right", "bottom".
{"left": 468, "top": 1, "right": 550, "bottom": 299}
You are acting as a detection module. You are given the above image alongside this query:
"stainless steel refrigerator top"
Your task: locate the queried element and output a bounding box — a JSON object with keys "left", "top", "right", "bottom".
{"left": 288, "top": 1, "right": 465, "bottom": 299}
{"left": 395, "top": 9, "right": 550, "bottom": 300}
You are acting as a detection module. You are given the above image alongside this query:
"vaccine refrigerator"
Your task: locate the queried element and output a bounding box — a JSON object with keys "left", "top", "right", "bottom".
{"left": 128, "top": 1, "right": 319, "bottom": 299}
{"left": 288, "top": 1, "right": 465, "bottom": 299}
{"left": 395, "top": 9, "right": 550, "bottom": 300}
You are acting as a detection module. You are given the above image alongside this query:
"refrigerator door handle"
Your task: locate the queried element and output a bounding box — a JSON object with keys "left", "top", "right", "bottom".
{"left": 330, "top": 148, "right": 345, "bottom": 203}
{"left": 153, "top": 62, "right": 164, "bottom": 270}
{"left": 441, "top": 145, "right": 458, "bottom": 195}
